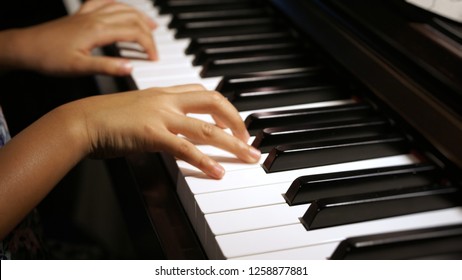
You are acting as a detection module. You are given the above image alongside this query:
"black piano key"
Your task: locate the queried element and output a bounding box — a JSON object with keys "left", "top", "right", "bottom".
{"left": 232, "top": 85, "right": 347, "bottom": 111}
{"left": 201, "top": 53, "right": 320, "bottom": 77}
{"left": 284, "top": 163, "right": 442, "bottom": 205}
{"left": 186, "top": 31, "right": 294, "bottom": 55}
{"left": 245, "top": 103, "right": 376, "bottom": 135}
{"left": 155, "top": 0, "right": 257, "bottom": 7}
{"left": 157, "top": 0, "right": 260, "bottom": 15}
{"left": 193, "top": 41, "right": 301, "bottom": 66}
{"left": 330, "top": 224, "right": 462, "bottom": 260}
{"left": 253, "top": 118, "right": 393, "bottom": 153}
{"left": 218, "top": 68, "right": 330, "bottom": 97}
{"left": 175, "top": 17, "right": 281, "bottom": 39}
{"left": 431, "top": 18, "right": 462, "bottom": 45}
{"left": 217, "top": 65, "right": 339, "bottom": 109}
{"left": 169, "top": 8, "right": 269, "bottom": 29}
{"left": 263, "top": 133, "right": 411, "bottom": 173}
{"left": 301, "top": 185, "right": 462, "bottom": 230}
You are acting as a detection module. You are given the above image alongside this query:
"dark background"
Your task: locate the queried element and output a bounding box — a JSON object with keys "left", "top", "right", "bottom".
{"left": 0, "top": 0, "right": 137, "bottom": 259}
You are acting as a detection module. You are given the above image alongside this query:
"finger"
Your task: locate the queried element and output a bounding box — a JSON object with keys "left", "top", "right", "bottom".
{"left": 151, "top": 83, "right": 207, "bottom": 93}
{"left": 94, "top": 2, "right": 157, "bottom": 30}
{"left": 169, "top": 115, "right": 260, "bottom": 164}
{"left": 174, "top": 91, "right": 250, "bottom": 142}
{"left": 97, "top": 8, "right": 155, "bottom": 35}
{"left": 75, "top": 56, "right": 133, "bottom": 76}
{"left": 79, "top": 0, "right": 114, "bottom": 14}
{"left": 91, "top": 22, "right": 158, "bottom": 61}
{"left": 211, "top": 115, "right": 230, "bottom": 130}
{"left": 162, "top": 134, "right": 225, "bottom": 179}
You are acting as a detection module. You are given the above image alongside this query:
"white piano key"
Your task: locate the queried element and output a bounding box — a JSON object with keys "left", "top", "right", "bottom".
{"left": 136, "top": 71, "right": 198, "bottom": 82}
{"left": 178, "top": 152, "right": 263, "bottom": 176}
{"left": 196, "top": 183, "right": 289, "bottom": 214}
{"left": 198, "top": 202, "right": 308, "bottom": 259}
{"left": 153, "top": 31, "right": 176, "bottom": 43}
{"left": 152, "top": 16, "right": 172, "bottom": 26}
{"left": 157, "top": 43, "right": 190, "bottom": 55}
{"left": 119, "top": 49, "right": 150, "bottom": 60}
{"left": 156, "top": 49, "right": 192, "bottom": 60}
{"left": 205, "top": 203, "right": 307, "bottom": 235}
{"left": 230, "top": 242, "right": 339, "bottom": 260}
{"left": 116, "top": 41, "right": 145, "bottom": 52}
{"left": 193, "top": 186, "right": 289, "bottom": 254}
{"left": 155, "top": 26, "right": 177, "bottom": 36}
{"left": 215, "top": 207, "right": 462, "bottom": 259}
{"left": 135, "top": 75, "right": 221, "bottom": 90}
{"left": 184, "top": 154, "right": 420, "bottom": 195}
{"left": 132, "top": 65, "right": 199, "bottom": 79}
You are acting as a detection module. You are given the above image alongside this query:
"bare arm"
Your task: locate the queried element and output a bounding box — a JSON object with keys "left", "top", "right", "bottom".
{"left": 0, "top": 85, "right": 261, "bottom": 239}
{"left": 0, "top": 102, "right": 87, "bottom": 240}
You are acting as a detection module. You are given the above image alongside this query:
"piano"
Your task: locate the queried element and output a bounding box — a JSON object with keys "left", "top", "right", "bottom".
{"left": 86, "top": 0, "right": 462, "bottom": 259}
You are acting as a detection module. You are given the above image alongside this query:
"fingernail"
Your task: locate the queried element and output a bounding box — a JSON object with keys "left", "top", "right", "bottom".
{"left": 209, "top": 163, "right": 225, "bottom": 179}
{"left": 121, "top": 61, "right": 133, "bottom": 74}
{"left": 249, "top": 146, "right": 261, "bottom": 160}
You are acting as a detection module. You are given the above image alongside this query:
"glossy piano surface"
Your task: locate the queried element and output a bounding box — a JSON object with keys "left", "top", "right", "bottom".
{"left": 272, "top": 0, "right": 462, "bottom": 169}
{"left": 106, "top": 0, "right": 462, "bottom": 259}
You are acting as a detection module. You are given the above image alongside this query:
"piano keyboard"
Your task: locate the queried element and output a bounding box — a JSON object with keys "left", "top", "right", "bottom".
{"left": 115, "top": 0, "right": 462, "bottom": 259}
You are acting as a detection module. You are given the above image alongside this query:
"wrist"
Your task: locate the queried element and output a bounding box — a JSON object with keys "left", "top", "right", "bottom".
{"left": 47, "top": 101, "right": 92, "bottom": 161}
{"left": 0, "top": 29, "right": 22, "bottom": 70}
{"left": 0, "top": 28, "right": 36, "bottom": 71}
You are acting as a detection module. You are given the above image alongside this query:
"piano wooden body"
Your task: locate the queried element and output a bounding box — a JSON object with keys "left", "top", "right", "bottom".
{"left": 96, "top": 0, "right": 462, "bottom": 259}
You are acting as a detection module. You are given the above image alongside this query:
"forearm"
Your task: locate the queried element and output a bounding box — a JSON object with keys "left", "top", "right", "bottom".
{"left": 0, "top": 86, "right": 261, "bottom": 239}
{"left": 0, "top": 28, "right": 31, "bottom": 72}
{"left": 0, "top": 103, "right": 88, "bottom": 239}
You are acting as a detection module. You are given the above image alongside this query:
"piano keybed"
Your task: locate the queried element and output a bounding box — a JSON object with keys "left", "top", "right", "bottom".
{"left": 115, "top": 0, "right": 462, "bottom": 259}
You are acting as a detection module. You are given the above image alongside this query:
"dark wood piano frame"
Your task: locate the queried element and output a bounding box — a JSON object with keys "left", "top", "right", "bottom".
{"left": 272, "top": 0, "right": 462, "bottom": 171}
